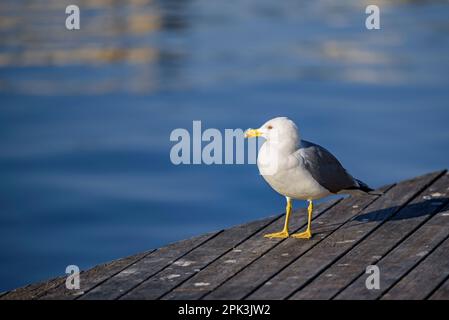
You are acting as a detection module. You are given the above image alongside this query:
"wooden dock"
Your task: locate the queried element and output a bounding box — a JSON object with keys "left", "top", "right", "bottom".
{"left": 2, "top": 170, "right": 449, "bottom": 300}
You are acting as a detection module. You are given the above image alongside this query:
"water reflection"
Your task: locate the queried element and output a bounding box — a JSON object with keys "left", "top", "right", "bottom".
{"left": 1, "top": 0, "right": 448, "bottom": 94}
{"left": 0, "top": 0, "right": 193, "bottom": 93}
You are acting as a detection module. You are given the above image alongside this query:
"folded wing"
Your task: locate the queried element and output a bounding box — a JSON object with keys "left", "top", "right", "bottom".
{"left": 295, "top": 140, "right": 364, "bottom": 194}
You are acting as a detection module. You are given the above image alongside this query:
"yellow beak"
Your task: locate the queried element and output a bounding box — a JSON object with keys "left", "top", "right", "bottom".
{"left": 244, "top": 128, "right": 262, "bottom": 138}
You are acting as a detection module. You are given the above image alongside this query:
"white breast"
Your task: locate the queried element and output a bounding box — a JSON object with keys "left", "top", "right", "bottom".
{"left": 257, "top": 142, "right": 331, "bottom": 200}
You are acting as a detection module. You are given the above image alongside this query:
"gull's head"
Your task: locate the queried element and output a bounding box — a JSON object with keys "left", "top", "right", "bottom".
{"left": 244, "top": 117, "right": 299, "bottom": 143}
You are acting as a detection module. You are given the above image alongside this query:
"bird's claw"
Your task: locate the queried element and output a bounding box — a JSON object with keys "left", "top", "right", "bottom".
{"left": 264, "top": 230, "right": 289, "bottom": 239}
{"left": 291, "top": 230, "right": 312, "bottom": 239}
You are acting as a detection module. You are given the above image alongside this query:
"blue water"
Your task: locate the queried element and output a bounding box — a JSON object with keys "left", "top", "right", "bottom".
{"left": 1, "top": 1, "right": 449, "bottom": 291}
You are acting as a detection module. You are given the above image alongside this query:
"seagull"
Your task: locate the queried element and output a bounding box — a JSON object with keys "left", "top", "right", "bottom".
{"left": 244, "top": 117, "right": 373, "bottom": 239}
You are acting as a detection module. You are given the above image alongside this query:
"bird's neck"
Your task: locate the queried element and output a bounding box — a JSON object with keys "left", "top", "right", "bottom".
{"left": 265, "top": 137, "right": 300, "bottom": 155}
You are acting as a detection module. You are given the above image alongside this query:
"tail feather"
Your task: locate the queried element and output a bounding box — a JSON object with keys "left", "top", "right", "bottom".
{"left": 355, "top": 179, "right": 384, "bottom": 196}
{"left": 341, "top": 178, "right": 383, "bottom": 196}
{"left": 355, "top": 179, "right": 373, "bottom": 193}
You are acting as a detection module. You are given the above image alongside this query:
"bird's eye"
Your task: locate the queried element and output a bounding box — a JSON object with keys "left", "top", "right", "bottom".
{"left": 267, "top": 125, "right": 273, "bottom": 130}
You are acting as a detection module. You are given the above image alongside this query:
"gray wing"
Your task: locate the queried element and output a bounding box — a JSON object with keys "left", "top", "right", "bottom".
{"left": 295, "top": 140, "right": 357, "bottom": 193}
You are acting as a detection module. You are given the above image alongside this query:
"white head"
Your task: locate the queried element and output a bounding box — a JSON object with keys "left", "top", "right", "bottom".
{"left": 244, "top": 117, "right": 300, "bottom": 150}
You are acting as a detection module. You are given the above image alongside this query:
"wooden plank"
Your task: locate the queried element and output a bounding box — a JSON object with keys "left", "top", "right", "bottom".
{"left": 83, "top": 216, "right": 276, "bottom": 300}
{"left": 380, "top": 235, "right": 449, "bottom": 300}
{"left": 39, "top": 250, "right": 153, "bottom": 300}
{"left": 429, "top": 277, "right": 449, "bottom": 300}
{"left": 245, "top": 171, "right": 442, "bottom": 300}
{"left": 161, "top": 199, "right": 340, "bottom": 300}
{"left": 334, "top": 203, "right": 449, "bottom": 299}
{"left": 118, "top": 217, "right": 278, "bottom": 300}
{"left": 3, "top": 170, "right": 448, "bottom": 300}
{"left": 292, "top": 172, "right": 449, "bottom": 300}
{"left": 0, "top": 277, "right": 65, "bottom": 300}
{"left": 77, "top": 231, "right": 219, "bottom": 300}
{"left": 203, "top": 185, "right": 392, "bottom": 300}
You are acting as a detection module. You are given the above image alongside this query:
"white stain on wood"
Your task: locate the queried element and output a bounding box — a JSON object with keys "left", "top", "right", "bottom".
{"left": 416, "top": 251, "right": 428, "bottom": 257}
{"left": 337, "top": 263, "right": 350, "bottom": 267}
{"left": 194, "top": 282, "right": 210, "bottom": 287}
{"left": 174, "top": 260, "right": 194, "bottom": 267}
{"left": 224, "top": 259, "right": 237, "bottom": 264}
{"left": 163, "top": 274, "right": 181, "bottom": 280}
{"left": 336, "top": 239, "right": 356, "bottom": 244}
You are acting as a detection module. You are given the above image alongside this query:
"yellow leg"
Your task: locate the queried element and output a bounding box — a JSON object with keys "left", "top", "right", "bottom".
{"left": 291, "top": 200, "right": 313, "bottom": 239}
{"left": 264, "top": 197, "right": 292, "bottom": 239}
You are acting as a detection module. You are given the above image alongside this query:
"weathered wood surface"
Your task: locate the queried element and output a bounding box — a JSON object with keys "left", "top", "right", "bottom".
{"left": 40, "top": 251, "right": 154, "bottom": 300}
{"left": 2, "top": 170, "right": 449, "bottom": 300}
{"left": 246, "top": 171, "right": 442, "bottom": 300}
{"left": 205, "top": 186, "right": 391, "bottom": 300}
{"left": 162, "top": 199, "right": 340, "bottom": 300}
{"left": 87, "top": 217, "right": 276, "bottom": 300}
{"left": 334, "top": 204, "right": 449, "bottom": 300}
{"left": 429, "top": 276, "right": 449, "bottom": 300}
{"left": 380, "top": 234, "right": 449, "bottom": 300}
{"left": 293, "top": 173, "right": 449, "bottom": 300}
